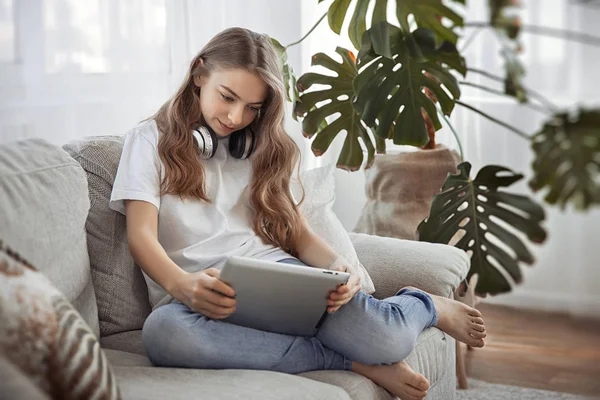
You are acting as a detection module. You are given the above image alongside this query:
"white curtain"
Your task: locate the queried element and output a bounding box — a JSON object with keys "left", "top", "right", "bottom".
{"left": 0, "top": 0, "right": 308, "bottom": 164}
{"left": 300, "top": 0, "right": 600, "bottom": 317}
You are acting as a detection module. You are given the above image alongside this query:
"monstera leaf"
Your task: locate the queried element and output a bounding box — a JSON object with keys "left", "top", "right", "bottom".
{"left": 529, "top": 109, "right": 600, "bottom": 210}
{"left": 418, "top": 162, "right": 547, "bottom": 296}
{"left": 354, "top": 24, "right": 466, "bottom": 146}
{"left": 294, "top": 47, "right": 375, "bottom": 171}
{"left": 326, "top": 0, "right": 465, "bottom": 50}
{"left": 270, "top": 37, "right": 300, "bottom": 120}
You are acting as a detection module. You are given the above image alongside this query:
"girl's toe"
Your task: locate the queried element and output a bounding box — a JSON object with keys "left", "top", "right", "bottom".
{"left": 468, "top": 308, "right": 483, "bottom": 318}
{"left": 470, "top": 330, "right": 487, "bottom": 339}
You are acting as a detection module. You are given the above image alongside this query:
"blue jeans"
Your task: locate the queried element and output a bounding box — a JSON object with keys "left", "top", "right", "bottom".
{"left": 142, "top": 258, "right": 438, "bottom": 373}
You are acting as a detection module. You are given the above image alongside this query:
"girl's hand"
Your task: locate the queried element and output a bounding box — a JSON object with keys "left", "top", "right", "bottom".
{"left": 172, "top": 268, "right": 237, "bottom": 319}
{"left": 327, "top": 265, "right": 361, "bottom": 313}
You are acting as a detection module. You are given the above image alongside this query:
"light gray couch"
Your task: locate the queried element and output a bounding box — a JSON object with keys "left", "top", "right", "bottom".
{"left": 0, "top": 136, "right": 470, "bottom": 400}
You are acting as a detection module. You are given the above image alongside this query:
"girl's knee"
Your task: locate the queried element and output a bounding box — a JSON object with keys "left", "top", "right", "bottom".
{"left": 142, "top": 303, "right": 212, "bottom": 367}
{"left": 355, "top": 329, "right": 419, "bottom": 365}
{"left": 142, "top": 304, "right": 177, "bottom": 365}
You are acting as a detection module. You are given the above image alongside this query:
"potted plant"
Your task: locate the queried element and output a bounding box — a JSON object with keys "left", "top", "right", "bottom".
{"left": 271, "top": 0, "right": 600, "bottom": 301}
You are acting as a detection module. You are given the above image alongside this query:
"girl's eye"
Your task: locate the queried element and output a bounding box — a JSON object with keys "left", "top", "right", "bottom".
{"left": 221, "top": 93, "right": 234, "bottom": 102}
{"left": 249, "top": 106, "right": 261, "bottom": 113}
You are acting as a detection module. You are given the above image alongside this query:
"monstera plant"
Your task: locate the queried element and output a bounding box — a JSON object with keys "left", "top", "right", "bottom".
{"left": 271, "top": 0, "right": 600, "bottom": 296}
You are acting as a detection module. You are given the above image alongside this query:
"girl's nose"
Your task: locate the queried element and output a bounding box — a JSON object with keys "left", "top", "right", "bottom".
{"left": 228, "top": 106, "right": 244, "bottom": 126}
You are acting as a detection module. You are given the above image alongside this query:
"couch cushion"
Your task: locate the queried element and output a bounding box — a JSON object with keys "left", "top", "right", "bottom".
{"left": 100, "top": 330, "right": 146, "bottom": 357}
{"left": 112, "top": 366, "right": 350, "bottom": 400}
{"left": 300, "top": 370, "right": 392, "bottom": 400}
{"left": 0, "top": 138, "right": 99, "bottom": 336}
{"left": 404, "top": 327, "right": 451, "bottom": 391}
{"left": 291, "top": 163, "right": 375, "bottom": 293}
{"left": 63, "top": 136, "right": 152, "bottom": 337}
{"left": 98, "top": 327, "right": 450, "bottom": 400}
{"left": 349, "top": 232, "right": 469, "bottom": 299}
{"left": 103, "top": 349, "right": 152, "bottom": 367}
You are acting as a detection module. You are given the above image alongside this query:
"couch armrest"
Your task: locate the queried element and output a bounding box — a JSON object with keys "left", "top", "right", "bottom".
{"left": 348, "top": 232, "right": 469, "bottom": 299}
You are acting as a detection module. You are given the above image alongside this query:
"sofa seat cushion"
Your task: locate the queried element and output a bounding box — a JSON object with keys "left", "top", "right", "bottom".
{"left": 111, "top": 367, "right": 351, "bottom": 400}
{"left": 0, "top": 138, "right": 99, "bottom": 336}
{"left": 100, "top": 330, "right": 146, "bottom": 357}
{"left": 99, "top": 327, "right": 450, "bottom": 399}
{"left": 300, "top": 370, "right": 392, "bottom": 400}
{"left": 103, "top": 349, "right": 152, "bottom": 367}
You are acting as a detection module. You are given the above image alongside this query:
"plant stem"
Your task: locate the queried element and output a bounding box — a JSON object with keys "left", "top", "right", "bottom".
{"left": 459, "top": 28, "right": 484, "bottom": 52}
{"left": 437, "top": 106, "right": 464, "bottom": 162}
{"left": 460, "top": 81, "right": 554, "bottom": 115}
{"left": 466, "top": 68, "right": 561, "bottom": 112}
{"left": 464, "top": 22, "right": 600, "bottom": 47}
{"left": 285, "top": 11, "right": 328, "bottom": 50}
{"left": 455, "top": 100, "right": 532, "bottom": 140}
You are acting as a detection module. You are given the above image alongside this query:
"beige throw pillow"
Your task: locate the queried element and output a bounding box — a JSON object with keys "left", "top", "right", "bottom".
{"left": 0, "top": 241, "right": 121, "bottom": 400}
{"left": 292, "top": 163, "right": 376, "bottom": 294}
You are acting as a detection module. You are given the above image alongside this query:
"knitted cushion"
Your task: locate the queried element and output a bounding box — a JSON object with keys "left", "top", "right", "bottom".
{"left": 63, "top": 136, "right": 152, "bottom": 338}
{"left": 0, "top": 242, "right": 121, "bottom": 399}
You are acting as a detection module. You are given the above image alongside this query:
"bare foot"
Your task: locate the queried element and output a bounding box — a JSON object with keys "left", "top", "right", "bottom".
{"left": 353, "top": 361, "right": 430, "bottom": 400}
{"left": 432, "top": 293, "right": 487, "bottom": 347}
{"left": 403, "top": 286, "right": 486, "bottom": 347}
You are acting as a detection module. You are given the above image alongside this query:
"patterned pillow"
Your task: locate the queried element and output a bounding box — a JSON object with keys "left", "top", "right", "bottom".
{"left": 0, "top": 241, "right": 121, "bottom": 400}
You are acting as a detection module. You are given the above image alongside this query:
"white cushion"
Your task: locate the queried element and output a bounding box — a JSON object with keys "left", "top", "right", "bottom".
{"left": 292, "top": 163, "right": 375, "bottom": 293}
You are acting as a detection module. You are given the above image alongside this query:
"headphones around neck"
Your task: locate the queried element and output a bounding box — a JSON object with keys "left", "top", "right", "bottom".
{"left": 192, "top": 124, "right": 256, "bottom": 160}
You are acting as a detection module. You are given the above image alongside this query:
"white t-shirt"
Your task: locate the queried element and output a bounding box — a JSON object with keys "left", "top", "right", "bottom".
{"left": 109, "top": 119, "right": 296, "bottom": 309}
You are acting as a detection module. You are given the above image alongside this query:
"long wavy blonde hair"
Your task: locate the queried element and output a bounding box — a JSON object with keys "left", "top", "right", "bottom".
{"left": 150, "top": 27, "right": 305, "bottom": 256}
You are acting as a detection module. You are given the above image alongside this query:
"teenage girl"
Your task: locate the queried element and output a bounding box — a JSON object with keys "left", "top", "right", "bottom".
{"left": 110, "top": 27, "right": 486, "bottom": 400}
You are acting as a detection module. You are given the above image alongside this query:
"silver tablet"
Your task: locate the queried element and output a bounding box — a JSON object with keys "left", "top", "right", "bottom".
{"left": 219, "top": 256, "right": 350, "bottom": 337}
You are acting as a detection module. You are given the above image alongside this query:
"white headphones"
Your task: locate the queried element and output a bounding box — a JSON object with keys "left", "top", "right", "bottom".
{"left": 191, "top": 125, "right": 256, "bottom": 160}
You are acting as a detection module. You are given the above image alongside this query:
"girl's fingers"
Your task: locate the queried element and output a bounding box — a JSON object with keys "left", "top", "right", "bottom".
{"left": 329, "top": 292, "right": 351, "bottom": 302}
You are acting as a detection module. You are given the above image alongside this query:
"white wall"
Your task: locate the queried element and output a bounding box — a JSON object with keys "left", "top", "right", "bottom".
{"left": 302, "top": 0, "right": 600, "bottom": 318}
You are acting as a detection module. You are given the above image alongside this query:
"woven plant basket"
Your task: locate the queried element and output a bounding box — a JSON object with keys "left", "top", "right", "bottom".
{"left": 354, "top": 145, "right": 461, "bottom": 240}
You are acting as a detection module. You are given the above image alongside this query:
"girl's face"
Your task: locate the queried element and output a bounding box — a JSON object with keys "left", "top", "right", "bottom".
{"left": 195, "top": 68, "right": 267, "bottom": 138}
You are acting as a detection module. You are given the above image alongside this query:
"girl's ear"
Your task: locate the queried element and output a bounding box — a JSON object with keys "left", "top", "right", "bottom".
{"left": 192, "top": 58, "right": 206, "bottom": 88}
{"left": 193, "top": 75, "right": 203, "bottom": 88}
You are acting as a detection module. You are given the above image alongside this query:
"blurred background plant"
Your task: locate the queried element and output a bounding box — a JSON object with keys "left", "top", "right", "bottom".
{"left": 272, "top": 0, "right": 600, "bottom": 297}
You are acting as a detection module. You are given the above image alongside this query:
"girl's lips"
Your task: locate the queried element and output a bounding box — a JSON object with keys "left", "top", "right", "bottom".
{"left": 219, "top": 120, "right": 235, "bottom": 131}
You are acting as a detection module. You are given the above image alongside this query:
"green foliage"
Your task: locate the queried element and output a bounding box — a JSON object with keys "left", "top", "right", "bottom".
{"left": 419, "top": 163, "right": 547, "bottom": 295}
{"left": 529, "top": 109, "right": 600, "bottom": 210}
{"left": 354, "top": 23, "right": 465, "bottom": 146}
{"left": 294, "top": 47, "right": 375, "bottom": 171}
{"left": 270, "top": 38, "right": 301, "bottom": 121}
{"left": 326, "top": 0, "right": 465, "bottom": 50}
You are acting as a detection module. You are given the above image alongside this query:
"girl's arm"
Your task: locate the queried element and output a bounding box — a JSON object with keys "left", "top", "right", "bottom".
{"left": 293, "top": 214, "right": 349, "bottom": 270}
{"left": 125, "top": 200, "right": 236, "bottom": 319}
{"left": 125, "top": 200, "right": 187, "bottom": 294}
